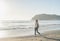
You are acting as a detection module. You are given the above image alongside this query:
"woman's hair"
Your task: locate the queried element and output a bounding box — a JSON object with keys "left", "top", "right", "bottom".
{"left": 36, "top": 19, "right": 38, "bottom": 22}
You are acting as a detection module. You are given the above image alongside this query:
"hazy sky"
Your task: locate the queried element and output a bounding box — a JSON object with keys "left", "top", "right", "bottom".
{"left": 0, "top": 0, "right": 60, "bottom": 20}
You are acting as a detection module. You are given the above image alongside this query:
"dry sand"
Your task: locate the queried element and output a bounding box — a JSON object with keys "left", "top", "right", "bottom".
{"left": 0, "top": 30, "right": 60, "bottom": 41}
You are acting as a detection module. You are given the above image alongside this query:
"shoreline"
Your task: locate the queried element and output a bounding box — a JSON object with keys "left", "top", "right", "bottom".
{"left": 0, "top": 30, "right": 60, "bottom": 41}
{"left": 0, "top": 30, "right": 60, "bottom": 38}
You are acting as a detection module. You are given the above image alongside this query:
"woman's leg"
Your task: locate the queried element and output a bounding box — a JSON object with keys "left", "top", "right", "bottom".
{"left": 35, "top": 28, "right": 37, "bottom": 35}
{"left": 37, "top": 28, "right": 40, "bottom": 34}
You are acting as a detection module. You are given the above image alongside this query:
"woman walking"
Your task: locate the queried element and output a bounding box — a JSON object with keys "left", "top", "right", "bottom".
{"left": 34, "top": 19, "right": 40, "bottom": 35}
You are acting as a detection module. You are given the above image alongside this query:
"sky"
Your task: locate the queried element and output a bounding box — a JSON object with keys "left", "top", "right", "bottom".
{"left": 0, "top": 0, "right": 60, "bottom": 20}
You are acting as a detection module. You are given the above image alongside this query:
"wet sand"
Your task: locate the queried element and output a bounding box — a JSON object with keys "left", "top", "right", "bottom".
{"left": 0, "top": 30, "right": 60, "bottom": 41}
{"left": 0, "top": 36, "right": 42, "bottom": 41}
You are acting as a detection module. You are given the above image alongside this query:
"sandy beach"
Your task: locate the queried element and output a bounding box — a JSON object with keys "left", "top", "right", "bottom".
{"left": 0, "top": 35, "right": 58, "bottom": 41}
{"left": 0, "top": 35, "right": 55, "bottom": 41}
{"left": 0, "top": 30, "right": 60, "bottom": 41}
{"left": 0, "top": 35, "right": 42, "bottom": 41}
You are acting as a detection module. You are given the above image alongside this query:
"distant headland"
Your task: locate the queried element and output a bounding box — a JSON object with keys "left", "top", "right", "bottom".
{"left": 32, "top": 14, "right": 60, "bottom": 20}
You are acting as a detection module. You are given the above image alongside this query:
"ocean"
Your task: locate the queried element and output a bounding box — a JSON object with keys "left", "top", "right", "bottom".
{"left": 0, "top": 20, "right": 60, "bottom": 38}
